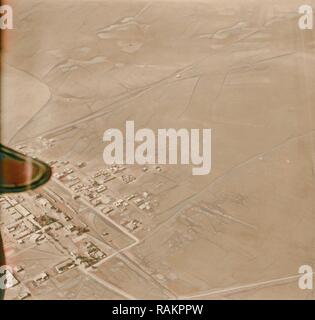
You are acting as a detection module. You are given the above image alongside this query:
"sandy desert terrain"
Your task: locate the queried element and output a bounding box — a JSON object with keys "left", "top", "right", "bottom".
{"left": 1, "top": 0, "right": 315, "bottom": 300}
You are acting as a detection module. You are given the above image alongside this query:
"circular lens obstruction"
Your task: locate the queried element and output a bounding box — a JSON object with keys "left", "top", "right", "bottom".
{"left": 0, "top": 144, "right": 51, "bottom": 193}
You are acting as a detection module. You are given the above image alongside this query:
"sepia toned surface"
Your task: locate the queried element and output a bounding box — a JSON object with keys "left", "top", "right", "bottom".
{"left": 1, "top": 0, "right": 315, "bottom": 299}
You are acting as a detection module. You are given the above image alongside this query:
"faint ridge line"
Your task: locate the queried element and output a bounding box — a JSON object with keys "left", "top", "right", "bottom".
{"left": 179, "top": 274, "right": 304, "bottom": 299}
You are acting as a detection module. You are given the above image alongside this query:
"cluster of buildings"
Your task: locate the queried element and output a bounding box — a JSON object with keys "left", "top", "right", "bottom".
{"left": 50, "top": 159, "right": 160, "bottom": 236}
{"left": 1, "top": 196, "right": 42, "bottom": 245}
{"left": 0, "top": 151, "right": 165, "bottom": 299}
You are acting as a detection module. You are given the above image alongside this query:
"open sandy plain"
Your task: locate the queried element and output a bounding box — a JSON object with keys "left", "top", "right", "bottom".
{"left": 1, "top": 0, "right": 315, "bottom": 299}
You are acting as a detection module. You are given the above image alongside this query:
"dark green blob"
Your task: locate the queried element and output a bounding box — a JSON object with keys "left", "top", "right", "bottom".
{"left": 0, "top": 144, "right": 51, "bottom": 193}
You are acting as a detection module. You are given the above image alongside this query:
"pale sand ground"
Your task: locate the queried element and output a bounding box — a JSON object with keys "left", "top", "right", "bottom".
{"left": 1, "top": 0, "right": 315, "bottom": 299}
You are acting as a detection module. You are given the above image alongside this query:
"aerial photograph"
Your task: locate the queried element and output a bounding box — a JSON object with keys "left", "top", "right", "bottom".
{"left": 0, "top": 0, "right": 314, "bottom": 309}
